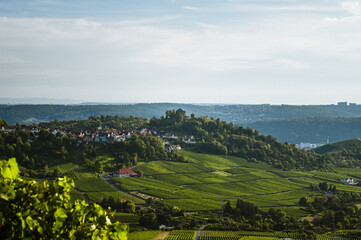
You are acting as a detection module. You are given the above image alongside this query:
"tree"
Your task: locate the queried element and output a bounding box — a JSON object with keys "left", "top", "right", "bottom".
{"left": 298, "top": 197, "right": 309, "bottom": 207}
{"left": 319, "top": 182, "right": 328, "bottom": 192}
{"left": 0, "top": 118, "right": 8, "bottom": 126}
{"left": 0, "top": 158, "right": 128, "bottom": 239}
{"left": 224, "top": 201, "right": 232, "bottom": 213}
{"left": 94, "top": 161, "right": 103, "bottom": 173}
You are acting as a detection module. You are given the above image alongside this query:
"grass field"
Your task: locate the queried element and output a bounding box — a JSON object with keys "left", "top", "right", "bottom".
{"left": 113, "top": 150, "right": 361, "bottom": 218}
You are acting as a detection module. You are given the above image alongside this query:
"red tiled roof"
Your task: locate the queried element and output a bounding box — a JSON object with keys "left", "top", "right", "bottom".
{"left": 116, "top": 169, "right": 138, "bottom": 176}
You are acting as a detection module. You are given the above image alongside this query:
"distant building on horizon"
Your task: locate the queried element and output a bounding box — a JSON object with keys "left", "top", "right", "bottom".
{"left": 337, "top": 101, "right": 348, "bottom": 106}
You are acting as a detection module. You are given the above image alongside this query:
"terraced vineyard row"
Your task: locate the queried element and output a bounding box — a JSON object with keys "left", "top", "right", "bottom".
{"left": 128, "top": 230, "right": 161, "bottom": 240}
{"left": 165, "top": 230, "right": 196, "bottom": 240}
{"left": 127, "top": 230, "right": 361, "bottom": 240}
{"left": 115, "top": 150, "right": 361, "bottom": 218}
{"left": 200, "top": 230, "right": 361, "bottom": 240}
{"left": 62, "top": 170, "right": 78, "bottom": 180}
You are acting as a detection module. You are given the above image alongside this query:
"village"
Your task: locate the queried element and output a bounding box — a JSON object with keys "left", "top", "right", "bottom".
{"left": 1, "top": 124, "right": 199, "bottom": 180}
{"left": 0, "top": 124, "right": 196, "bottom": 164}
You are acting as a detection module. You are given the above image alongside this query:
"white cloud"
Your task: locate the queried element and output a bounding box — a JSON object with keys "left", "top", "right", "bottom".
{"left": 1, "top": 13, "right": 360, "bottom": 74}
{"left": 341, "top": 1, "right": 361, "bottom": 15}
{"left": 183, "top": 6, "right": 202, "bottom": 11}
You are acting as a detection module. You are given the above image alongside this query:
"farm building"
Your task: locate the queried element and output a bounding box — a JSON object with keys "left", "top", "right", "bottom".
{"left": 113, "top": 169, "right": 138, "bottom": 177}
{"left": 341, "top": 178, "right": 358, "bottom": 185}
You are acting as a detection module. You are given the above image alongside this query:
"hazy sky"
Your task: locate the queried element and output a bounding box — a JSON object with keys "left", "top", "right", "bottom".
{"left": 1, "top": 0, "right": 361, "bottom": 104}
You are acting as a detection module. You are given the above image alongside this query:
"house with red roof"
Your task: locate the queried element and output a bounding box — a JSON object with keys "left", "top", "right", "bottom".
{"left": 113, "top": 168, "right": 138, "bottom": 177}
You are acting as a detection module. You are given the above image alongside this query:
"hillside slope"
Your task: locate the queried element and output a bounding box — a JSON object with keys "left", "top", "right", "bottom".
{"left": 314, "top": 139, "right": 361, "bottom": 154}
{"left": 3, "top": 103, "right": 361, "bottom": 125}
{"left": 114, "top": 150, "right": 361, "bottom": 218}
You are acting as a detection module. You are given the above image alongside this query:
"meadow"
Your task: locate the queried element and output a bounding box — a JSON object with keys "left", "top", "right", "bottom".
{"left": 113, "top": 150, "right": 361, "bottom": 218}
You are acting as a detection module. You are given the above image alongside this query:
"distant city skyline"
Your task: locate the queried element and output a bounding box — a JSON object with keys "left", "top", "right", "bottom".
{"left": 1, "top": 0, "right": 361, "bottom": 104}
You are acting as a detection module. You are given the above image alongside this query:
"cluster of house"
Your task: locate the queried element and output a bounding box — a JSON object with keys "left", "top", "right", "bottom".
{"left": 341, "top": 178, "right": 359, "bottom": 185}
{"left": 0, "top": 125, "right": 197, "bottom": 148}
{"left": 295, "top": 142, "right": 324, "bottom": 150}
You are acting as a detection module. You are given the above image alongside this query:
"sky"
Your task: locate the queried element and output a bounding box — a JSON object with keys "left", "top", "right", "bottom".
{"left": 1, "top": 0, "right": 361, "bottom": 104}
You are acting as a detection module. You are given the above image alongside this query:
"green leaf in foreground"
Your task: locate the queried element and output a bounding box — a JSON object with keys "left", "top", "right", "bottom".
{"left": 0, "top": 158, "right": 128, "bottom": 240}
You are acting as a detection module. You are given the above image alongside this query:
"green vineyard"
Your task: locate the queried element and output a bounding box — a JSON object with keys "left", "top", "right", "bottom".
{"left": 128, "top": 230, "right": 161, "bottom": 240}
{"left": 199, "top": 231, "right": 301, "bottom": 240}
{"left": 62, "top": 170, "right": 78, "bottom": 180}
{"left": 126, "top": 230, "right": 361, "bottom": 240}
{"left": 165, "top": 230, "right": 196, "bottom": 240}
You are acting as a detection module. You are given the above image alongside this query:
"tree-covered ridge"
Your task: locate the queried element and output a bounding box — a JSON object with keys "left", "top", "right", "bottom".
{"left": 5, "top": 109, "right": 340, "bottom": 170}
{"left": 3, "top": 103, "right": 361, "bottom": 125}
{"left": 0, "top": 158, "right": 128, "bottom": 240}
{"left": 39, "top": 115, "right": 149, "bottom": 130}
{"left": 0, "top": 125, "right": 187, "bottom": 175}
{"left": 9, "top": 109, "right": 361, "bottom": 170}
{"left": 314, "top": 139, "right": 361, "bottom": 168}
{"left": 248, "top": 117, "right": 361, "bottom": 144}
{"left": 0, "top": 118, "right": 7, "bottom": 126}
{"left": 149, "top": 109, "right": 329, "bottom": 170}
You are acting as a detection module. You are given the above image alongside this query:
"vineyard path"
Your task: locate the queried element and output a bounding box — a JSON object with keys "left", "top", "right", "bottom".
{"left": 153, "top": 231, "right": 170, "bottom": 240}
{"left": 195, "top": 224, "right": 208, "bottom": 240}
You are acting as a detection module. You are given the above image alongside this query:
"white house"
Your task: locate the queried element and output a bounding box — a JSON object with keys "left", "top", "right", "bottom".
{"left": 182, "top": 135, "right": 196, "bottom": 144}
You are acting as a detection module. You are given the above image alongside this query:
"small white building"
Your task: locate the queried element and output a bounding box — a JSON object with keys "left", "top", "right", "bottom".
{"left": 341, "top": 178, "right": 358, "bottom": 185}
{"left": 182, "top": 135, "right": 196, "bottom": 144}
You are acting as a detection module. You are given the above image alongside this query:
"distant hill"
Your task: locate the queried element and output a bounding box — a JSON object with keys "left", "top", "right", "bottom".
{"left": 0, "top": 97, "right": 82, "bottom": 105}
{"left": 248, "top": 117, "right": 361, "bottom": 144}
{"left": 3, "top": 103, "right": 361, "bottom": 126}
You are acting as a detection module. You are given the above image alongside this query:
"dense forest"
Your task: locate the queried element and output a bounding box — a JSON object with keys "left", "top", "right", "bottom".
{"left": 248, "top": 117, "right": 361, "bottom": 144}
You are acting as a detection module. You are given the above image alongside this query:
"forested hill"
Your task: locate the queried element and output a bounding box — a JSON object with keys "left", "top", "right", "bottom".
{"left": 2, "top": 103, "right": 361, "bottom": 125}
{"left": 37, "top": 110, "right": 335, "bottom": 171}
{"left": 248, "top": 117, "right": 361, "bottom": 144}
{"left": 314, "top": 139, "right": 361, "bottom": 167}
{"left": 0, "top": 118, "right": 8, "bottom": 126}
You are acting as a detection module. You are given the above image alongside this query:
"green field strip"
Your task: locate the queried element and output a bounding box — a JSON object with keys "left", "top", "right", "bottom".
{"left": 114, "top": 177, "right": 178, "bottom": 190}
{"left": 182, "top": 151, "right": 240, "bottom": 170}
{"left": 268, "top": 170, "right": 309, "bottom": 178}
{"left": 128, "top": 230, "right": 161, "bottom": 240}
{"left": 224, "top": 166, "right": 251, "bottom": 174}
{"left": 114, "top": 213, "right": 140, "bottom": 224}
{"left": 74, "top": 178, "right": 117, "bottom": 192}
{"left": 165, "top": 230, "right": 196, "bottom": 240}
{"left": 49, "top": 162, "right": 78, "bottom": 172}
{"left": 87, "top": 191, "right": 145, "bottom": 204}
{"left": 163, "top": 198, "right": 225, "bottom": 211}
{"left": 73, "top": 166, "right": 97, "bottom": 179}
{"left": 154, "top": 174, "right": 204, "bottom": 185}
{"left": 136, "top": 161, "right": 175, "bottom": 175}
